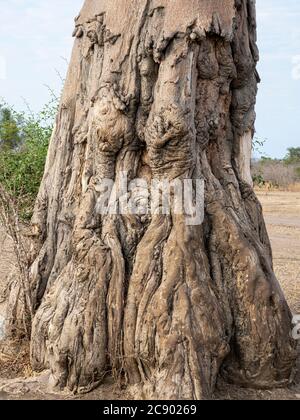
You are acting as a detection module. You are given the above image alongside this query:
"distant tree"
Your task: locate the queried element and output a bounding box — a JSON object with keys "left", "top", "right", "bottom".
{"left": 260, "top": 156, "right": 275, "bottom": 164}
{"left": 284, "top": 147, "right": 300, "bottom": 164}
{"left": 0, "top": 107, "right": 22, "bottom": 150}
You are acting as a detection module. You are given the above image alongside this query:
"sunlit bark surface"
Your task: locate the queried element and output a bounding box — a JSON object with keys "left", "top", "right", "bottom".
{"left": 7, "top": 0, "right": 296, "bottom": 399}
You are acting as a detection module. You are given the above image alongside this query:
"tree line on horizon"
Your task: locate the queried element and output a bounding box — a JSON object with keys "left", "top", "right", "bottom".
{"left": 252, "top": 147, "right": 300, "bottom": 188}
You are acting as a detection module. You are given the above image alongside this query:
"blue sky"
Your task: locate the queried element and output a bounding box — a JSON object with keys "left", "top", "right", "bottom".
{"left": 0, "top": 0, "right": 299, "bottom": 158}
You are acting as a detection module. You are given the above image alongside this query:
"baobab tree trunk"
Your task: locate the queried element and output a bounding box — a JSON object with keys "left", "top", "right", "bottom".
{"left": 8, "top": 0, "right": 297, "bottom": 399}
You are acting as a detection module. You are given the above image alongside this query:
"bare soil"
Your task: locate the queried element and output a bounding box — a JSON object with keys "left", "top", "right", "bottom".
{"left": 0, "top": 191, "right": 299, "bottom": 400}
{"left": 215, "top": 191, "right": 300, "bottom": 400}
{"left": 256, "top": 191, "right": 300, "bottom": 315}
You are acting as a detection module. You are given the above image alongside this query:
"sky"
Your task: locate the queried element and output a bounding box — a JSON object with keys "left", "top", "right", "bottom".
{"left": 0, "top": 0, "right": 299, "bottom": 158}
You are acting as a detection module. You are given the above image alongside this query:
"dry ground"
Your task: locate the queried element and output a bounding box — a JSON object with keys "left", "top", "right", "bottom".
{"left": 0, "top": 191, "right": 299, "bottom": 400}
{"left": 215, "top": 190, "right": 300, "bottom": 400}
{"left": 257, "top": 191, "right": 300, "bottom": 315}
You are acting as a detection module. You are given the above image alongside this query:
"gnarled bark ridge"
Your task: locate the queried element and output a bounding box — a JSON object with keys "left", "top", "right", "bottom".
{"left": 9, "top": 0, "right": 297, "bottom": 399}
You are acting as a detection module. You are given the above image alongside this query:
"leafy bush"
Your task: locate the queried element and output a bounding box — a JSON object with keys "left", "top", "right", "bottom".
{"left": 252, "top": 173, "right": 265, "bottom": 187}
{"left": 0, "top": 107, "right": 23, "bottom": 150}
{"left": 0, "top": 94, "right": 58, "bottom": 220}
{"left": 284, "top": 147, "right": 300, "bottom": 165}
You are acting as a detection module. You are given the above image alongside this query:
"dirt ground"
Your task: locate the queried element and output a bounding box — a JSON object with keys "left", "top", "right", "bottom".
{"left": 215, "top": 190, "right": 300, "bottom": 400}
{"left": 257, "top": 191, "right": 300, "bottom": 315}
{"left": 0, "top": 191, "right": 299, "bottom": 400}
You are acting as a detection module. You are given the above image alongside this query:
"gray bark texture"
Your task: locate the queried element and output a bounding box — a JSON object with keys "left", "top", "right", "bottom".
{"left": 7, "top": 0, "right": 297, "bottom": 399}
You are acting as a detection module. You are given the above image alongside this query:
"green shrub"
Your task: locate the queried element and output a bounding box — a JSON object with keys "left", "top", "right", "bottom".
{"left": 284, "top": 147, "right": 300, "bottom": 165}
{"left": 0, "top": 107, "right": 23, "bottom": 150}
{"left": 252, "top": 173, "right": 265, "bottom": 187}
{"left": 0, "top": 94, "right": 58, "bottom": 220}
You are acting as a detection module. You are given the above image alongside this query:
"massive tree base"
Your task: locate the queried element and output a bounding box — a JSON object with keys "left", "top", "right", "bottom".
{"left": 6, "top": 0, "right": 297, "bottom": 399}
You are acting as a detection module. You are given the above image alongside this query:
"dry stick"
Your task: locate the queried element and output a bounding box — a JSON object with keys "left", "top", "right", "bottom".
{"left": 0, "top": 183, "right": 33, "bottom": 339}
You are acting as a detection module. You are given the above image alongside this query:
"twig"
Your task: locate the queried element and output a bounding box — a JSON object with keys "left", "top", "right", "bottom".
{"left": 0, "top": 183, "right": 33, "bottom": 338}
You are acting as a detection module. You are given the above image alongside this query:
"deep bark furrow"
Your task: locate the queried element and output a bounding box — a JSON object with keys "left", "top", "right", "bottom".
{"left": 5, "top": 0, "right": 296, "bottom": 399}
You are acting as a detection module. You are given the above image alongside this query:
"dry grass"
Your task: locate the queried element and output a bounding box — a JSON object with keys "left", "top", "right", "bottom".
{"left": 252, "top": 160, "right": 300, "bottom": 190}
{"left": 255, "top": 182, "right": 300, "bottom": 193}
{"left": 287, "top": 183, "right": 300, "bottom": 192}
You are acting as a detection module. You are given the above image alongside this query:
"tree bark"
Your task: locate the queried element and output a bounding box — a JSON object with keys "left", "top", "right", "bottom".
{"left": 9, "top": 0, "right": 297, "bottom": 399}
